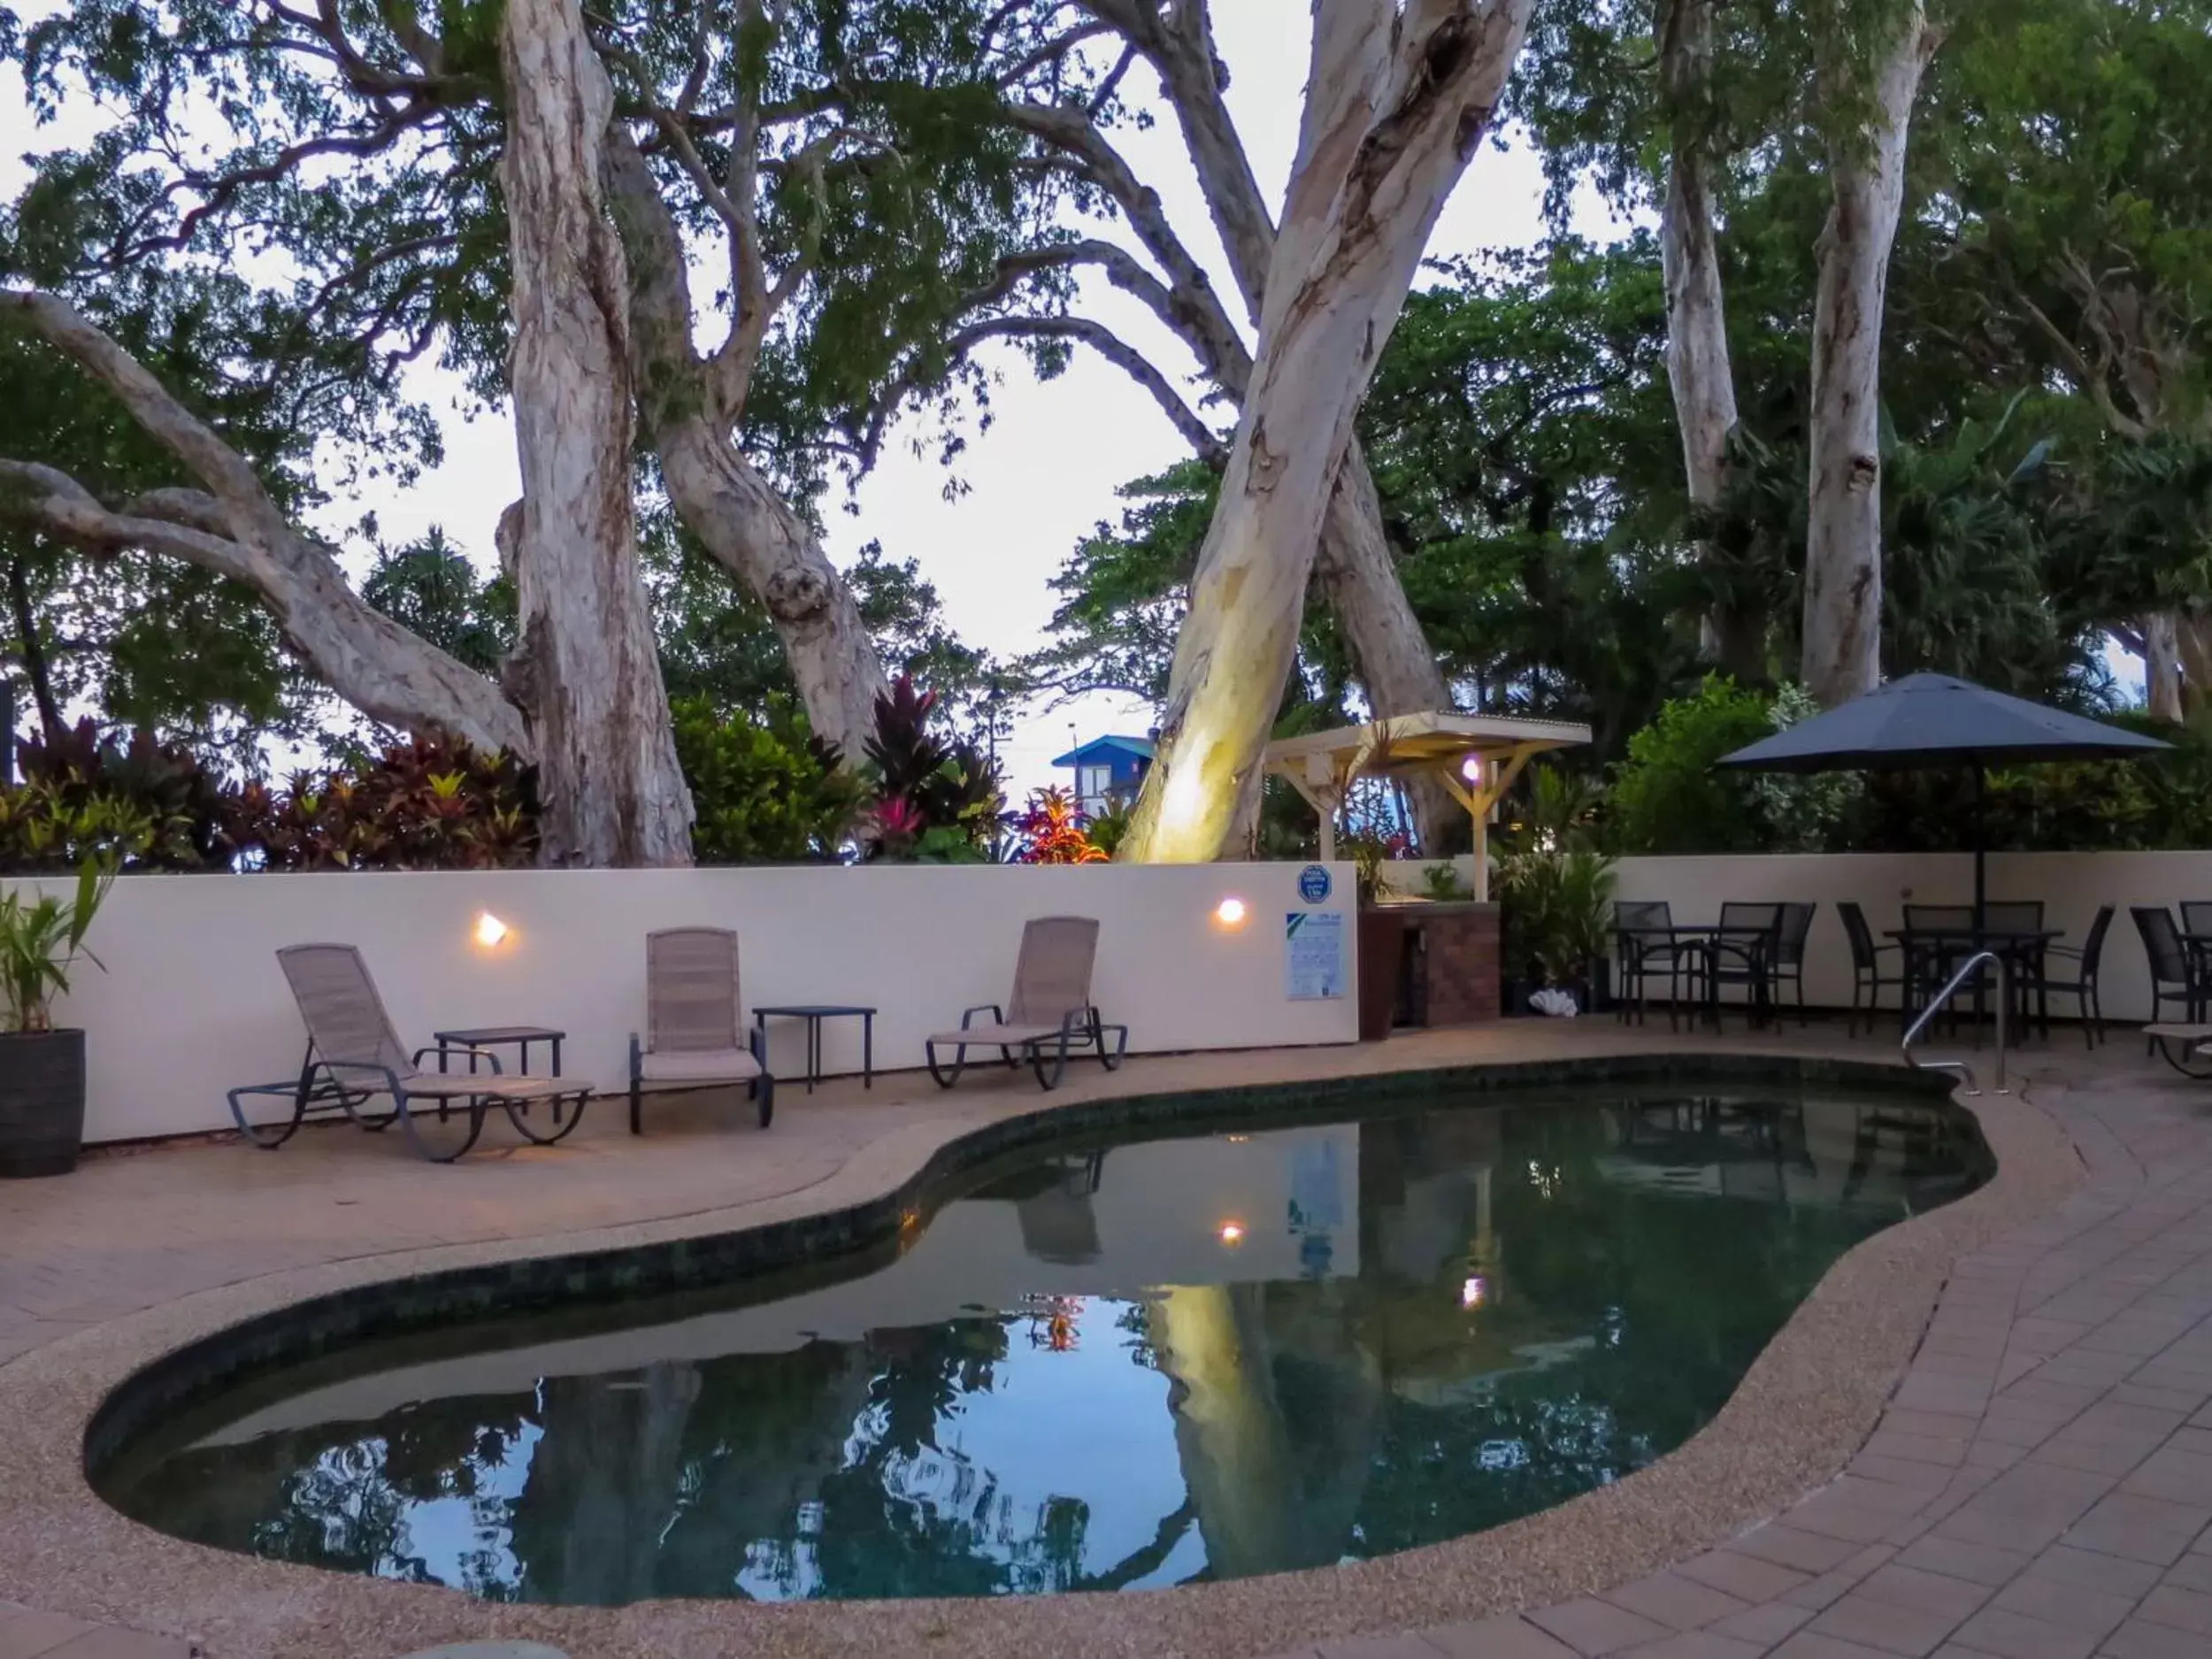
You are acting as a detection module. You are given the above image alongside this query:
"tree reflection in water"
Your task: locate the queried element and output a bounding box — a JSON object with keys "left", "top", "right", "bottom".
{"left": 108, "top": 1091, "right": 1986, "bottom": 1603}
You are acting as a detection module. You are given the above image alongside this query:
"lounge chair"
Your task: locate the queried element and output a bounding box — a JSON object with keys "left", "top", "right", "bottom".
{"left": 926, "top": 915, "right": 1128, "bottom": 1090}
{"left": 629, "top": 927, "right": 774, "bottom": 1134}
{"left": 227, "top": 943, "right": 592, "bottom": 1163}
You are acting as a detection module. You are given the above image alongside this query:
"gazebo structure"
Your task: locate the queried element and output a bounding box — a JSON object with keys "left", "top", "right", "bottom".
{"left": 1261, "top": 710, "right": 1594, "bottom": 901}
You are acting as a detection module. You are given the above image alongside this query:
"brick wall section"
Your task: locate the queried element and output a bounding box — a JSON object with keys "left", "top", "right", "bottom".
{"left": 1410, "top": 902, "right": 1501, "bottom": 1026}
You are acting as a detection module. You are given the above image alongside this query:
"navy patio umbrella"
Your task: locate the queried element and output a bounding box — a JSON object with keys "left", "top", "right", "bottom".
{"left": 1717, "top": 672, "right": 2170, "bottom": 926}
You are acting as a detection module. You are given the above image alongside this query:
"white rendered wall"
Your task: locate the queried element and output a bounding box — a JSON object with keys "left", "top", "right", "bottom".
{"left": 35, "top": 862, "right": 1357, "bottom": 1144}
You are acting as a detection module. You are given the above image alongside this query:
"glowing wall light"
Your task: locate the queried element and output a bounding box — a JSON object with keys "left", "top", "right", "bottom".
{"left": 1213, "top": 895, "right": 1248, "bottom": 929}
{"left": 472, "top": 911, "right": 511, "bottom": 949}
{"left": 1217, "top": 1221, "right": 1247, "bottom": 1246}
{"left": 1461, "top": 753, "right": 1486, "bottom": 785}
{"left": 1461, "top": 1274, "right": 1489, "bottom": 1309}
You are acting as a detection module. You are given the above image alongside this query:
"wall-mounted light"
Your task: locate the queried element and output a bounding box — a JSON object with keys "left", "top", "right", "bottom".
{"left": 1217, "top": 1221, "right": 1247, "bottom": 1246}
{"left": 1213, "top": 895, "right": 1248, "bottom": 930}
{"left": 1461, "top": 753, "right": 1486, "bottom": 785}
{"left": 472, "top": 911, "right": 511, "bottom": 949}
{"left": 1462, "top": 1274, "right": 1489, "bottom": 1309}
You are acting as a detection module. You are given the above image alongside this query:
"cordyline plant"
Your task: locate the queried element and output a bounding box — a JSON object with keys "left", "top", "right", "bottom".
{"left": 0, "top": 857, "right": 112, "bottom": 1033}
{"left": 859, "top": 677, "right": 1002, "bottom": 864}
{"left": 1008, "top": 787, "right": 1107, "bottom": 865}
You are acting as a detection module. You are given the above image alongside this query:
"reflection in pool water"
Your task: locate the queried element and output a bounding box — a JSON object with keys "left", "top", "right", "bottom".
{"left": 102, "top": 1087, "right": 1986, "bottom": 1604}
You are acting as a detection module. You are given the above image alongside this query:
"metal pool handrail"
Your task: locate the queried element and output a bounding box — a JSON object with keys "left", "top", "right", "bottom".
{"left": 1903, "top": 949, "right": 2009, "bottom": 1096}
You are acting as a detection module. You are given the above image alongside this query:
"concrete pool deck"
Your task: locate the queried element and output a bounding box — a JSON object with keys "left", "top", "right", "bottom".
{"left": 1, "top": 1019, "right": 2205, "bottom": 1659}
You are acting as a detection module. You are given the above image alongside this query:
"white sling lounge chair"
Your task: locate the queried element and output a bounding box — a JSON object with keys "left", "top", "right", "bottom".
{"left": 925, "top": 916, "right": 1128, "bottom": 1091}
{"left": 628, "top": 927, "right": 775, "bottom": 1133}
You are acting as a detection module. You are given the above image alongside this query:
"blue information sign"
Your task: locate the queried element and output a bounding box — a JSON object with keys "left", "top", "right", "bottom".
{"left": 1297, "top": 864, "right": 1333, "bottom": 904}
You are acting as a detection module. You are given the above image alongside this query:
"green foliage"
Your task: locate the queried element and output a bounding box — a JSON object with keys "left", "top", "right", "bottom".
{"left": 362, "top": 526, "right": 516, "bottom": 677}
{"left": 1420, "top": 863, "right": 1475, "bottom": 902}
{"left": 1080, "top": 795, "right": 1133, "bottom": 859}
{"left": 0, "top": 856, "right": 112, "bottom": 1032}
{"left": 1605, "top": 678, "right": 1778, "bottom": 855}
{"left": 1497, "top": 845, "right": 1618, "bottom": 988}
{"left": 670, "top": 695, "right": 860, "bottom": 864}
{"left": 1747, "top": 685, "right": 1866, "bottom": 851}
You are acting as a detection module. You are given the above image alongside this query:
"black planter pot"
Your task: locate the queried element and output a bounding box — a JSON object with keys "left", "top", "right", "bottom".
{"left": 0, "top": 1027, "right": 86, "bottom": 1179}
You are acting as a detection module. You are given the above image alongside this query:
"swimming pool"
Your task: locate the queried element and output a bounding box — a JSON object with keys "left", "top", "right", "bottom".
{"left": 98, "top": 1082, "right": 1986, "bottom": 1604}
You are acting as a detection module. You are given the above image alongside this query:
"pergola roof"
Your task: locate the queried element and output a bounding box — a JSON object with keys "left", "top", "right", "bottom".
{"left": 1261, "top": 711, "right": 1594, "bottom": 779}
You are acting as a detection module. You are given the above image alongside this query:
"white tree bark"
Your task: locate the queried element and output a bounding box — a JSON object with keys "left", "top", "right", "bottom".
{"left": 0, "top": 291, "right": 532, "bottom": 754}
{"left": 2144, "top": 611, "right": 2185, "bottom": 721}
{"left": 499, "top": 0, "right": 692, "bottom": 866}
{"left": 1801, "top": 4, "right": 1938, "bottom": 708}
{"left": 1655, "top": 0, "right": 1750, "bottom": 670}
{"left": 1120, "top": 0, "right": 1534, "bottom": 864}
{"left": 602, "top": 130, "right": 888, "bottom": 761}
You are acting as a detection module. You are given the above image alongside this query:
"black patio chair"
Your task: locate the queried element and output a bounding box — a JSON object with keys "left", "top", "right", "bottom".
{"left": 1839, "top": 902, "right": 1907, "bottom": 1037}
{"left": 1901, "top": 903, "right": 1978, "bottom": 1026}
{"left": 1613, "top": 900, "right": 1691, "bottom": 1027}
{"left": 1770, "top": 902, "right": 1816, "bottom": 1025}
{"left": 2132, "top": 906, "right": 2205, "bottom": 1052}
{"left": 1705, "top": 902, "right": 1784, "bottom": 1025}
{"left": 2040, "top": 904, "right": 2113, "bottom": 1048}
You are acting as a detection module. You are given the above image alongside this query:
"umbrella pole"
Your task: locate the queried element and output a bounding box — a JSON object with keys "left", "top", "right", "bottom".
{"left": 1971, "top": 764, "right": 1986, "bottom": 933}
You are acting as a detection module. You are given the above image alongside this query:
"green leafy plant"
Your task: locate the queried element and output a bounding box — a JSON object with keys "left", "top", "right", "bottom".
{"left": 0, "top": 858, "right": 112, "bottom": 1032}
{"left": 1082, "top": 795, "right": 1134, "bottom": 857}
{"left": 1604, "top": 676, "right": 1775, "bottom": 855}
{"left": 672, "top": 696, "right": 861, "bottom": 864}
{"left": 1420, "top": 862, "right": 1474, "bottom": 902}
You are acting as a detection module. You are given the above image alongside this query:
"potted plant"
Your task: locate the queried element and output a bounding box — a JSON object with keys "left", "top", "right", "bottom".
{"left": 0, "top": 859, "right": 112, "bottom": 1178}
{"left": 1494, "top": 764, "right": 1615, "bottom": 1014}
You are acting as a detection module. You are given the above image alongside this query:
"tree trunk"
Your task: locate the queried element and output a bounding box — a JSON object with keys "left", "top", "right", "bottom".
{"left": 499, "top": 0, "right": 692, "bottom": 866}
{"left": 0, "top": 296, "right": 533, "bottom": 755}
{"left": 2144, "top": 611, "right": 2185, "bottom": 721}
{"left": 2177, "top": 613, "right": 2212, "bottom": 716}
{"left": 1312, "top": 445, "right": 1457, "bottom": 844}
{"left": 1656, "top": 0, "right": 1751, "bottom": 669}
{"left": 1120, "top": 0, "right": 1534, "bottom": 864}
{"left": 1801, "top": 4, "right": 1938, "bottom": 708}
{"left": 5, "top": 548, "right": 63, "bottom": 743}
{"left": 601, "top": 131, "right": 888, "bottom": 762}
{"left": 654, "top": 415, "right": 888, "bottom": 761}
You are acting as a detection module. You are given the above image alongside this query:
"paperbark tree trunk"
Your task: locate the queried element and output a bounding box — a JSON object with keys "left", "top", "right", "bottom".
{"left": 1655, "top": 0, "right": 1757, "bottom": 675}
{"left": 602, "top": 132, "right": 888, "bottom": 762}
{"left": 499, "top": 0, "right": 692, "bottom": 866}
{"left": 0, "top": 293, "right": 534, "bottom": 755}
{"left": 2144, "top": 612, "right": 2185, "bottom": 721}
{"left": 1801, "top": 4, "right": 1938, "bottom": 708}
{"left": 1120, "top": 0, "right": 1534, "bottom": 864}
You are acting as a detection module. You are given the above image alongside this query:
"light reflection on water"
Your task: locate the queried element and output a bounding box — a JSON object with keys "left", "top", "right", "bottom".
{"left": 102, "top": 1088, "right": 1986, "bottom": 1604}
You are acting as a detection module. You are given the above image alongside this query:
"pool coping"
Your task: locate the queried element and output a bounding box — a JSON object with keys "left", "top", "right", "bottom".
{"left": 1, "top": 1042, "right": 2084, "bottom": 1659}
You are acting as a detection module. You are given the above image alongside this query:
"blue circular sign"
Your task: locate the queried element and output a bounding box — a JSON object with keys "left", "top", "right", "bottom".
{"left": 1297, "top": 864, "right": 1333, "bottom": 904}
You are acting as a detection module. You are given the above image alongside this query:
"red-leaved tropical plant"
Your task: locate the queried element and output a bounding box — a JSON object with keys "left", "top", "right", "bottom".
{"left": 1008, "top": 787, "right": 1107, "bottom": 864}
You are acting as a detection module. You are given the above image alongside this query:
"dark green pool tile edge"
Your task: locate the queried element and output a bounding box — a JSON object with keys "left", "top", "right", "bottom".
{"left": 81, "top": 1049, "right": 1957, "bottom": 1482}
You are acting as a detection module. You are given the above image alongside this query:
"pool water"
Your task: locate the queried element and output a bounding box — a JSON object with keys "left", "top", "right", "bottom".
{"left": 101, "top": 1086, "right": 1987, "bottom": 1605}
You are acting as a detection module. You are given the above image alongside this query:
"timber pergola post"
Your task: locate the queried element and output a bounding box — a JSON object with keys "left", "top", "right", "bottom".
{"left": 1261, "top": 712, "right": 1593, "bottom": 901}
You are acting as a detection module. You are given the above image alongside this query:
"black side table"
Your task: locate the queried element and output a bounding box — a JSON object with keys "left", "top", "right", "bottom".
{"left": 433, "top": 1025, "right": 567, "bottom": 1077}
{"left": 752, "top": 1005, "right": 876, "bottom": 1094}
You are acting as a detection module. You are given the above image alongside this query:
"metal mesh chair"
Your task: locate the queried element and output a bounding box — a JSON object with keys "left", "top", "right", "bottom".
{"left": 630, "top": 928, "right": 773, "bottom": 1134}
{"left": 1612, "top": 900, "right": 1689, "bottom": 1027}
{"left": 926, "top": 917, "right": 1129, "bottom": 1090}
{"left": 2041, "top": 904, "right": 2112, "bottom": 1048}
{"left": 1839, "top": 902, "right": 1906, "bottom": 1036}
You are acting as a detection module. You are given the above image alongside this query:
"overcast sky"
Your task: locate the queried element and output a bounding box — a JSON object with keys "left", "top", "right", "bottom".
{"left": 0, "top": 5, "right": 1616, "bottom": 797}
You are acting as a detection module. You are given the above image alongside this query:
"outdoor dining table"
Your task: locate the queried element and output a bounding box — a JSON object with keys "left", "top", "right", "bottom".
{"left": 1615, "top": 923, "right": 1778, "bottom": 1028}
{"left": 1886, "top": 926, "right": 2062, "bottom": 1037}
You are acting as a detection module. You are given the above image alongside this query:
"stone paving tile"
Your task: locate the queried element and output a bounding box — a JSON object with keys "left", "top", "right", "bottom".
{"left": 2059, "top": 1493, "right": 2212, "bottom": 1565}
{"left": 2096, "top": 1617, "right": 2206, "bottom": 1657}
{"left": 1673, "top": 1549, "right": 1812, "bottom": 1603}
{"left": 1601, "top": 1574, "right": 1749, "bottom": 1633}
{"left": 1525, "top": 1598, "right": 1673, "bottom": 1655}
{"left": 1808, "top": 1563, "right": 1988, "bottom": 1655}
{"left": 1417, "top": 1617, "right": 1578, "bottom": 1658}
{"left": 1985, "top": 1571, "right": 2140, "bottom": 1642}
{"left": 1948, "top": 1605, "right": 2104, "bottom": 1658}
{"left": 2131, "top": 1582, "right": 2212, "bottom": 1635}
{"left": 1617, "top": 1634, "right": 1765, "bottom": 1659}
{"left": 2020, "top": 1542, "right": 2164, "bottom": 1599}
{"left": 0, "top": 1607, "right": 96, "bottom": 1659}
{"left": 1893, "top": 1535, "right": 2036, "bottom": 1588}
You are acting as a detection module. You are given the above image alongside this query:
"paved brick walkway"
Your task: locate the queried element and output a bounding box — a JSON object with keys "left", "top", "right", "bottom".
{"left": 1256, "top": 1051, "right": 2212, "bottom": 1659}
{"left": 6, "top": 1027, "right": 2210, "bottom": 1658}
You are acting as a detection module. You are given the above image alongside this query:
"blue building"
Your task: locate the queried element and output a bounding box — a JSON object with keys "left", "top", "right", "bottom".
{"left": 1050, "top": 734, "right": 1156, "bottom": 817}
